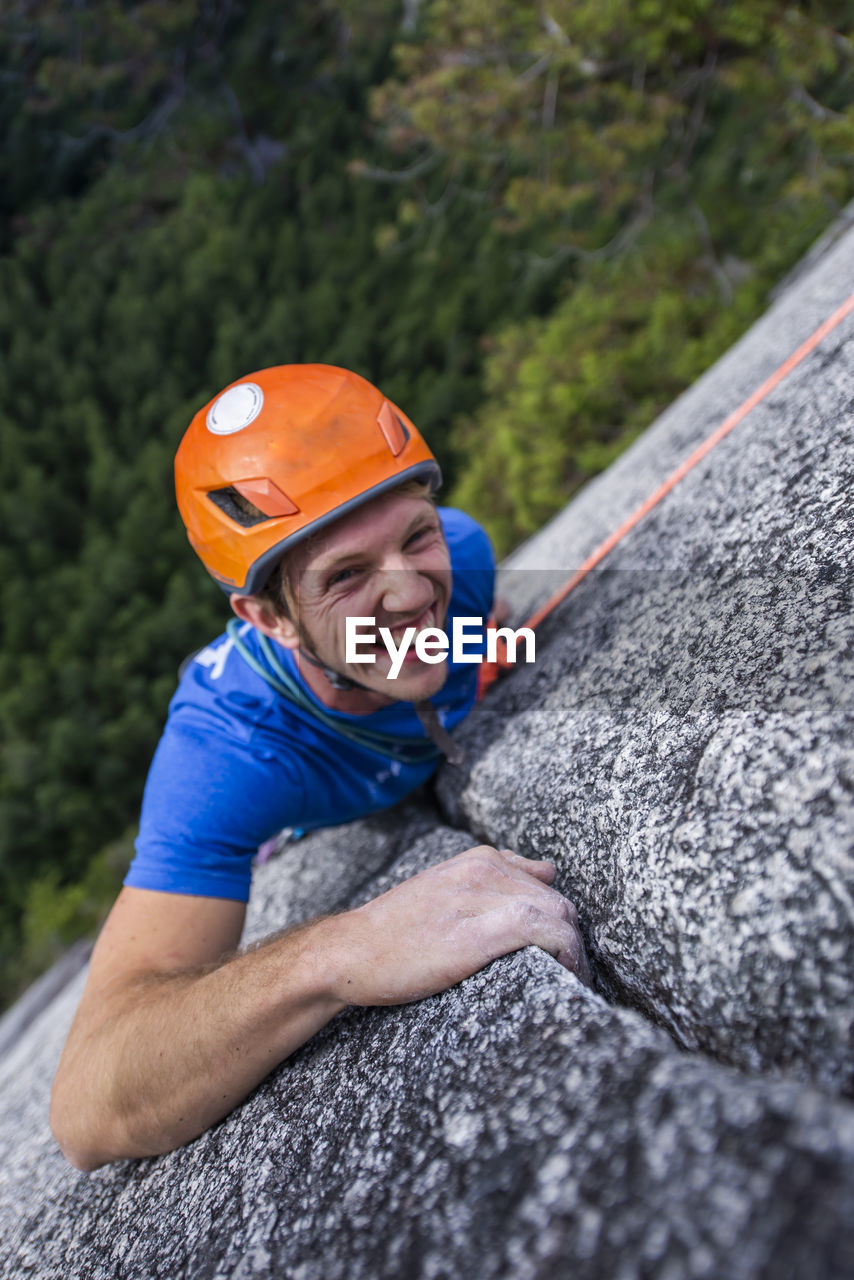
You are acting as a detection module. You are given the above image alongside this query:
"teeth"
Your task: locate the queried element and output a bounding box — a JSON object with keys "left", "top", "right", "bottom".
{"left": 386, "top": 605, "right": 434, "bottom": 642}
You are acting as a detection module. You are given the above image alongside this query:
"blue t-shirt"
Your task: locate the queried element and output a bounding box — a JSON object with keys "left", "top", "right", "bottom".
{"left": 125, "top": 509, "right": 494, "bottom": 901}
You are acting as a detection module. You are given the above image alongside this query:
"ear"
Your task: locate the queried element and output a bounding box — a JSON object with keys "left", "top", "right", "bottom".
{"left": 229, "top": 593, "right": 300, "bottom": 650}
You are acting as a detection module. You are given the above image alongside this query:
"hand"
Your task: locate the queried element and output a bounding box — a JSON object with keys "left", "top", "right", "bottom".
{"left": 319, "top": 844, "right": 591, "bottom": 1005}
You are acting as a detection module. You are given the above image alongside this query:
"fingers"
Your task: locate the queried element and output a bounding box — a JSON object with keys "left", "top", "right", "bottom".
{"left": 498, "top": 849, "right": 557, "bottom": 885}
{"left": 456, "top": 846, "right": 577, "bottom": 923}
{"left": 469, "top": 896, "right": 592, "bottom": 989}
{"left": 458, "top": 844, "right": 557, "bottom": 884}
{"left": 495, "top": 875, "right": 578, "bottom": 926}
{"left": 556, "top": 934, "right": 593, "bottom": 987}
{"left": 448, "top": 845, "right": 593, "bottom": 986}
{"left": 508, "top": 903, "right": 591, "bottom": 987}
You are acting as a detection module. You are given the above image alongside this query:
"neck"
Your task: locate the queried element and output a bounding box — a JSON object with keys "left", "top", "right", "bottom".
{"left": 293, "top": 648, "right": 396, "bottom": 715}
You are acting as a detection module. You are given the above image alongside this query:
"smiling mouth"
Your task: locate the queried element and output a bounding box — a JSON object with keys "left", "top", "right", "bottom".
{"left": 383, "top": 602, "right": 439, "bottom": 643}
{"left": 363, "top": 601, "right": 446, "bottom": 665}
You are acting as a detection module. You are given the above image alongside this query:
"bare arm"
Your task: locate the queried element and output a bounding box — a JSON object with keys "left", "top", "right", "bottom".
{"left": 50, "top": 847, "right": 589, "bottom": 1171}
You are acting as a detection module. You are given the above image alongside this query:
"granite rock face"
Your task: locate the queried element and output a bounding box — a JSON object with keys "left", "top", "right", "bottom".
{"left": 439, "top": 222, "right": 854, "bottom": 1097}
{"left": 1, "top": 225, "right": 853, "bottom": 1278}
{"left": 2, "top": 814, "right": 854, "bottom": 1279}
{"left": 500, "top": 201, "right": 854, "bottom": 609}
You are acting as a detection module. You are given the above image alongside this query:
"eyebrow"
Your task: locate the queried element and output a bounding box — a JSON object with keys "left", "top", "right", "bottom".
{"left": 311, "top": 510, "right": 440, "bottom": 576}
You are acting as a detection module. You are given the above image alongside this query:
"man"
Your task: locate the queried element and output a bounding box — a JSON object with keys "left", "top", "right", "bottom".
{"left": 50, "top": 365, "right": 590, "bottom": 1171}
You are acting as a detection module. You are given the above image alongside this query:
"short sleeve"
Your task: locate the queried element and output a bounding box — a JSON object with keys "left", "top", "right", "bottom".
{"left": 125, "top": 716, "right": 306, "bottom": 902}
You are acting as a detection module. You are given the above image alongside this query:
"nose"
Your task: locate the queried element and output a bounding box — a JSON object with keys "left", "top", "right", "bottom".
{"left": 376, "top": 555, "right": 434, "bottom": 617}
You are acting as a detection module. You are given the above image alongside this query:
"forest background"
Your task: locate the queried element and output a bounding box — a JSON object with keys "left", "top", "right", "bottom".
{"left": 1, "top": 0, "right": 853, "bottom": 1010}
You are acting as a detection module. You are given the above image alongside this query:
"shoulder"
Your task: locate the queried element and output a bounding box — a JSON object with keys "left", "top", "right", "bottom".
{"left": 128, "top": 669, "right": 307, "bottom": 901}
{"left": 171, "top": 622, "right": 286, "bottom": 741}
{"left": 438, "top": 507, "right": 495, "bottom": 573}
{"left": 439, "top": 507, "right": 495, "bottom": 619}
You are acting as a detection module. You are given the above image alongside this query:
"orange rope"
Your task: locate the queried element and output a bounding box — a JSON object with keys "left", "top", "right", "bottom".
{"left": 477, "top": 289, "right": 854, "bottom": 696}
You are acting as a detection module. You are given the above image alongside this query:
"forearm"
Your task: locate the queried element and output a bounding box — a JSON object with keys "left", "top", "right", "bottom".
{"left": 51, "top": 918, "right": 345, "bottom": 1171}
{"left": 52, "top": 846, "right": 590, "bottom": 1171}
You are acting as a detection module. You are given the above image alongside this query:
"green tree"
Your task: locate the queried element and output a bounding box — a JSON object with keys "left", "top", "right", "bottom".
{"left": 365, "top": 0, "right": 854, "bottom": 547}
{"left": 0, "top": 0, "right": 564, "bottom": 1006}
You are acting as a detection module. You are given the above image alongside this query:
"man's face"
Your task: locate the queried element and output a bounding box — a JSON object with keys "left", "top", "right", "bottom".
{"left": 281, "top": 491, "right": 453, "bottom": 707}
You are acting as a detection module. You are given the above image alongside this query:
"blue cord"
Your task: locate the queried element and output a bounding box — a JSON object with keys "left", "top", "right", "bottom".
{"left": 225, "top": 619, "right": 439, "bottom": 764}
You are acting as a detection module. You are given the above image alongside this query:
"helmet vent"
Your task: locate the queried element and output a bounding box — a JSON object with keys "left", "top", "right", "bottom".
{"left": 377, "top": 401, "right": 410, "bottom": 456}
{"left": 208, "top": 487, "right": 272, "bottom": 527}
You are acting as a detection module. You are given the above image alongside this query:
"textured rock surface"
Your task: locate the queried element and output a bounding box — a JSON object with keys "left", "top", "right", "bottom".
{"left": 2, "top": 814, "right": 854, "bottom": 1279}
{"left": 501, "top": 207, "right": 854, "bottom": 604}
{"left": 1, "top": 224, "right": 853, "bottom": 1277}
{"left": 442, "top": 224, "right": 854, "bottom": 1093}
{"left": 0, "top": 939, "right": 90, "bottom": 1061}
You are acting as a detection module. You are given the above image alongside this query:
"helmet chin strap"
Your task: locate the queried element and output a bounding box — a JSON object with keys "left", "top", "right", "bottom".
{"left": 298, "top": 644, "right": 364, "bottom": 692}
{"left": 297, "top": 645, "right": 466, "bottom": 766}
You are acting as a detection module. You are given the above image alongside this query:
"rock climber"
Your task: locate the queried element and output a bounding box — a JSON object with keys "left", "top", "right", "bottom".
{"left": 50, "top": 364, "right": 590, "bottom": 1171}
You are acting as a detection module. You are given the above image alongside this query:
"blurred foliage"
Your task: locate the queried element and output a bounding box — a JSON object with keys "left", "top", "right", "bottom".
{"left": 0, "top": 0, "right": 561, "bottom": 1008}
{"left": 1, "top": 0, "right": 853, "bottom": 1008}
{"left": 367, "top": 0, "right": 854, "bottom": 545}
{"left": 6, "top": 830, "right": 132, "bottom": 1002}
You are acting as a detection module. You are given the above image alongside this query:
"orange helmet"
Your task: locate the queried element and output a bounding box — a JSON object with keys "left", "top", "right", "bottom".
{"left": 175, "top": 364, "right": 442, "bottom": 594}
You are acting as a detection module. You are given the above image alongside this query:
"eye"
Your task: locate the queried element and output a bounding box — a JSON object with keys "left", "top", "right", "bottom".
{"left": 325, "top": 561, "right": 370, "bottom": 590}
{"left": 327, "top": 566, "right": 357, "bottom": 588}
{"left": 405, "top": 523, "right": 438, "bottom": 548}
